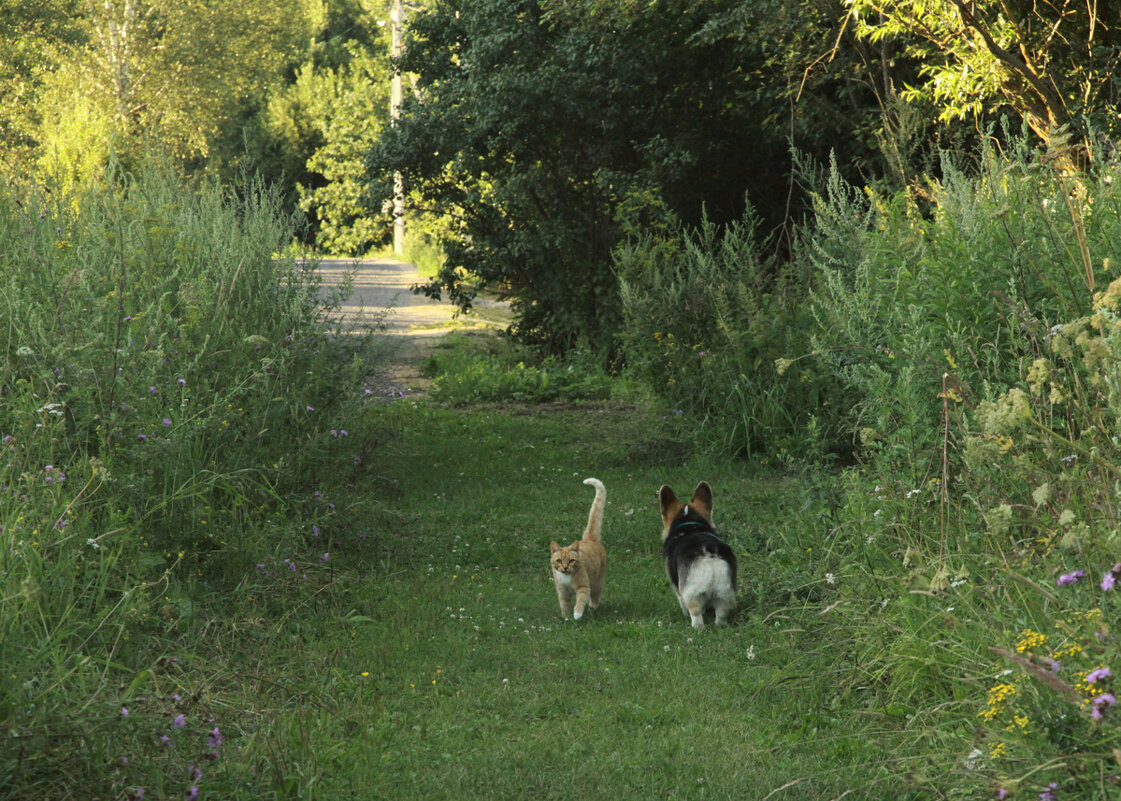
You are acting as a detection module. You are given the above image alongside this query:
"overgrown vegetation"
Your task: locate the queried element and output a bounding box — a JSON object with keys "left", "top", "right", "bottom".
{"left": 1, "top": 164, "right": 383, "bottom": 797}
{"left": 613, "top": 143, "right": 1121, "bottom": 797}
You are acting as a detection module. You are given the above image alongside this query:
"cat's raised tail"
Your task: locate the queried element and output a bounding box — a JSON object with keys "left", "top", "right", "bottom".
{"left": 582, "top": 478, "right": 606, "bottom": 544}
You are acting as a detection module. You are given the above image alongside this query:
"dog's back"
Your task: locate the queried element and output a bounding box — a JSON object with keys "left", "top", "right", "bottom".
{"left": 659, "top": 483, "right": 737, "bottom": 628}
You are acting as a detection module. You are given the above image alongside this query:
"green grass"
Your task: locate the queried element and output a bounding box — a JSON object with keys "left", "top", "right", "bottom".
{"left": 153, "top": 400, "right": 943, "bottom": 801}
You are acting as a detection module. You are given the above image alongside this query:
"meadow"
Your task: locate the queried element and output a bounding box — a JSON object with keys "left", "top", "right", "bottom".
{"left": 5, "top": 154, "right": 1121, "bottom": 800}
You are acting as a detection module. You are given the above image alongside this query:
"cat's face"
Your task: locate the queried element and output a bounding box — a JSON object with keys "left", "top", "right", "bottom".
{"left": 550, "top": 541, "right": 581, "bottom": 574}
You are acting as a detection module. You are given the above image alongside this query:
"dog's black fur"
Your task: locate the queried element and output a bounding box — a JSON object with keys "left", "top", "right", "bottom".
{"left": 662, "top": 509, "right": 738, "bottom": 592}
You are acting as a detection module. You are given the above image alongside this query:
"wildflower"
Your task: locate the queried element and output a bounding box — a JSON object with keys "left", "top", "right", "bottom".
{"left": 1091, "top": 692, "right": 1117, "bottom": 720}
{"left": 186, "top": 786, "right": 199, "bottom": 801}
{"left": 208, "top": 726, "right": 222, "bottom": 749}
{"left": 1086, "top": 667, "right": 1111, "bottom": 683}
{"left": 173, "top": 713, "right": 185, "bottom": 729}
{"left": 160, "top": 735, "right": 170, "bottom": 745}
{"left": 321, "top": 553, "right": 329, "bottom": 562}
{"left": 312, "top": 525, "right": 320, "bottom": 537}
{"left": 137, "top": 434, "right": 148, "bottom": 442}
{"left": 998, "top": 790, "right": 1007, "bottom": 800}
{"left": 306, "top": 405, "right": 315, "bottom": 412}
{"left": 121, "top": 706, "right": 129, "bottom": 717}
{"left": 177, "top": 378, "right": 186, "bottom": 387}
{"left": 1016, "top": 630, "right": 1046, "bottom": 653}
{"left": 1057, "top": 569, "right": 1085, "bottom": 586}
{"left": 1039, "top": 783, "right": 1058, "bottom": 801}
{"left": 162, "top": 417, "right": 172, "bottom": 427}
{"left": 1102, "top": 565, "right": 1120, "bottom": 591}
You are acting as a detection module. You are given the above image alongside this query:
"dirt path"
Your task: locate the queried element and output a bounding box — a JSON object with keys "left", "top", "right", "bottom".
{"left": 316, "top": 256, "right": 508, "bottom": 399}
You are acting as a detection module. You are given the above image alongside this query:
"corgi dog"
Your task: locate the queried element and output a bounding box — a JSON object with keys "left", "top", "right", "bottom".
{"left": 659, "top": 482, "right": 737, "bottom": 628}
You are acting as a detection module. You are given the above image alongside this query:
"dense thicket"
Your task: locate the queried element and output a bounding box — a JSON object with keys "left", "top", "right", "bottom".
{"left": 365, "top": 0, "right": 912, "bottom": 351}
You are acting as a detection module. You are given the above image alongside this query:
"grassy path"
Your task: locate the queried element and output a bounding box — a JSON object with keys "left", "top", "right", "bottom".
{"left": 281, "top": 400, "right": 929, "bottom": 800}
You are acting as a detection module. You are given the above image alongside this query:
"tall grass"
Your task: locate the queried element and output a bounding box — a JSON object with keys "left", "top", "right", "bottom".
{"left": 1, "top": 161, "right": 382, "bottom": 798}
{"left": 616, "top": 142, "right": 1121, "bottom": 797}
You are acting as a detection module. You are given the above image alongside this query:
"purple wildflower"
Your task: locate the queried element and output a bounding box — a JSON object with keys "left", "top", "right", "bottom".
{"left": 135, "top": 790, "right": 146, "bottom": 801}
{"left": 1057, "top": 569, "right": 1085, "bottom": 586}
{"left": 1103, "top": 573, "right": 1117, "bottom": 591}
{"left": 162, "top": 417, "right": 172, "bottom": 427}
{"left": 321, "top": 552, "right": 329, "bottom": 562}
{"left": 189, "top": 764, "right": 202, "bottom": 781}
{"left": 121, "top": 706, "right": 130, "bottom": 717}
{"left": 312, "top": 525, "right": 320, "bottom": 537}
{"left": 1039, "top": 782, "right": 1058, "bottom": 801}
{"left": 208, "top": 726, "right": 222, "bottom": 749}
{"left": 137, "top": 434, "right": 148, "bottom": 442}
{"left": 173, "top": 713, "right": 185, "bottom": 729}
{"left": 186, "top": 786, "right": 198, "bottom": 801}
{"left": 177, "top": 378, "right": 187, "bottom": 387}
{"left": 306, "top": 405, "right": 315, "bottom": 412}
{"left": 1086, "top": 667, "right": 1111, "bottom": 683}
{"left": 160, "top": 735, "right": 170, "bottom": 745}
{"left": 149, "top": 385, "right": 158, "bottom": 393}
{"left": 123, "top": 316, "right": 133, "bottom": 322}
{"left": 998, "top": 791, "right": 1007, "bottom": 800}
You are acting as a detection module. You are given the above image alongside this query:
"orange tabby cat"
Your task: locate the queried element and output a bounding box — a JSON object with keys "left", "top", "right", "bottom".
{"left": 550, "top": 478, "right": 607, "bottom": 620}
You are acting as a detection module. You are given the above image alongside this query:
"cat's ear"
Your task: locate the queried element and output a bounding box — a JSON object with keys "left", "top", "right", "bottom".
{"left": 572, "top": 541, "right": 581, "bottom": 552}
{"left": 550, "top": 541, "right": 559, "bottom": 553}
{"left": 691, "top": 482, "right": 713, "bottom": 514}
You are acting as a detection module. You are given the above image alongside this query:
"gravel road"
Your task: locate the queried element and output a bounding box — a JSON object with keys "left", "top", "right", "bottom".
{"left": 316, "top": 256, "right": 461, "bottom": 335}
{"left": 315, "top": 256, "right": 508, "bottom": 398}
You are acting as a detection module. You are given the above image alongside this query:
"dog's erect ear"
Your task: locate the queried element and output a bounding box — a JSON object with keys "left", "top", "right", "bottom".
{"left": 691, "top": 482, "right": 713, "bottom": 514}
{"left": 550, "top": 541, "right": 559, "bottom": 553}
{"left": 659, "top": 485, "right": 678, "bottom": 514}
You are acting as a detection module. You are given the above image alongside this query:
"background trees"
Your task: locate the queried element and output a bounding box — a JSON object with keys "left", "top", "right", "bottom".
{"left": 847, "top": 0, "right": 1121, "bottom": 167}
{"left": 365, "top": 0, "right": 895, "bottom": 352}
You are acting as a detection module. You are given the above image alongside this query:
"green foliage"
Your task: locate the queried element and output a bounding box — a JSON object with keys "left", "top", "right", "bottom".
{"left": 805, "top": 146, "right": 1103, "bottom": 477}
{"left": 847, "top": 0, "right": 1121, "bottom": 162}
{"left": 421, "top": 332, "right": 615, "bottom": 405}
{"left": 617, "top": 205, "right": 846, "bottom": 460}
{"left": 1, "top": 162, "right": 384, "bottom": 796}
{"left": 797, "top": 149, "right": 1121, "bottom": 798}
{"left": 366, "top": 0, "right": 842, "bottom": 352}
{"left": 0, "top": 0, "right": 84, "bottom": 176}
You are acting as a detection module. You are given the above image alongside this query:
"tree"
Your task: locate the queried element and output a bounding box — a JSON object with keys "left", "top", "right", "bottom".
{"left": 0, "top": 0, "right": 84, "bottom": 176}
{"left": 30, "top": 0, "right": 314, "bottom": 187}
{"left": 366, "top": 0, "right": 826, "bottom": 352}
{"left": 845, "top": 0, "right": 1121, "bottom": 167}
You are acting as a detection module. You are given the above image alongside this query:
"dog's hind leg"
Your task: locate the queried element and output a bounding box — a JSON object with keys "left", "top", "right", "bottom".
{"left": 683, "top": 596, "right": 706, "bottom": 628}
{"left": 713, "top": 594, "right": 735, "bottom": 627}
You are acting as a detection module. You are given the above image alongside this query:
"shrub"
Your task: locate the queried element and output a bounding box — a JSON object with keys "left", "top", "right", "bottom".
{"left": 616, "top": 205, "right": 847, "bottom": 459}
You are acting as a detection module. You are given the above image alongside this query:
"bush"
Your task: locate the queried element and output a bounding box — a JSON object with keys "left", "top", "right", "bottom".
{"left": 0, "top": 160, "right": 382, "bottom": 797}
{"left": 803, "top": 148, "right": 1121, "bottom": 798}
{"left": 616, "top": 205, "right": 847, "bottom": 459}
